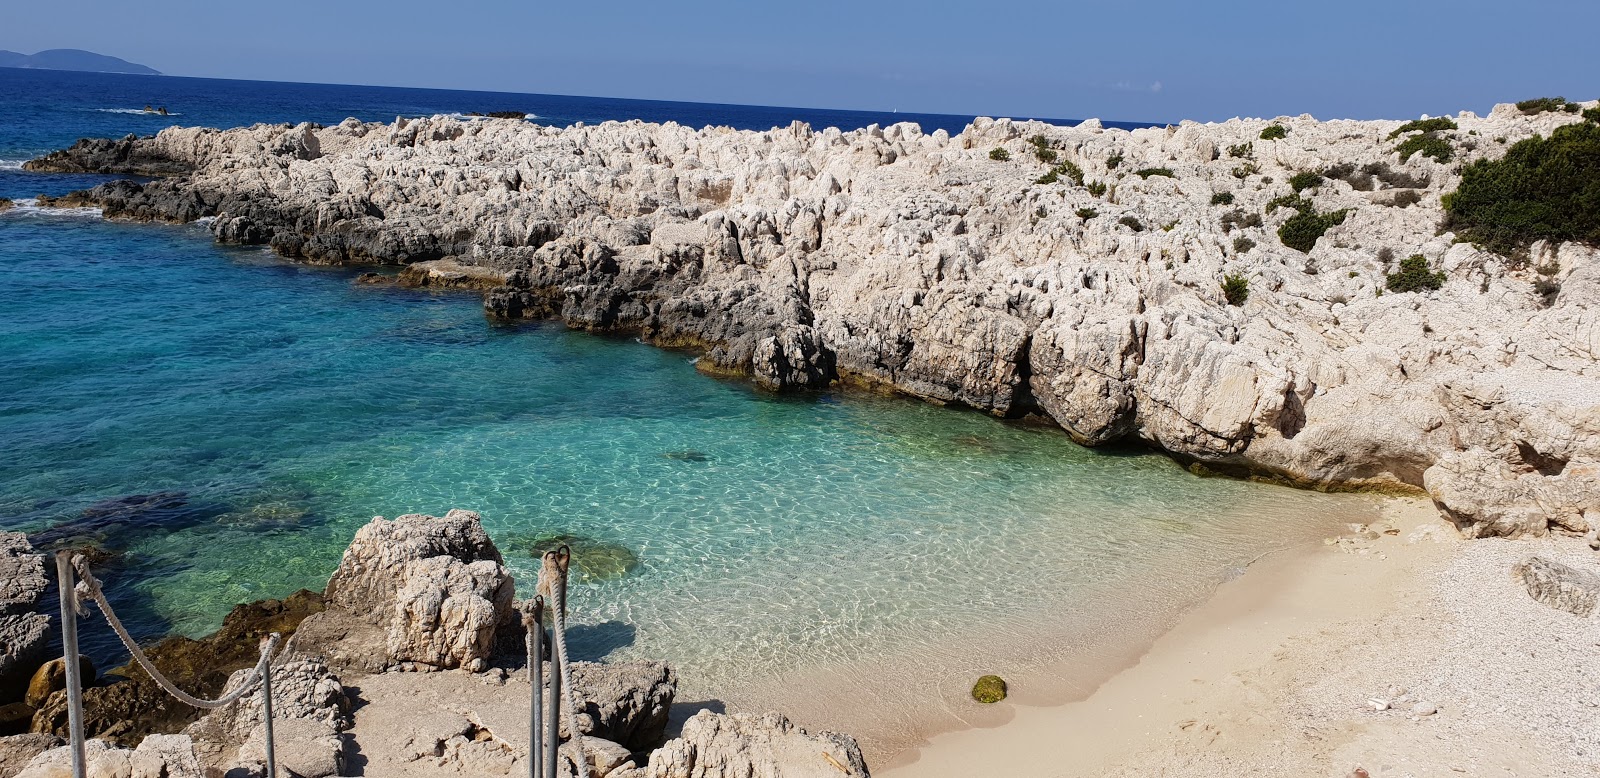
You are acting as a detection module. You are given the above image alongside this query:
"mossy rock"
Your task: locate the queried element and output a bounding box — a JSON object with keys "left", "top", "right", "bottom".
{"left": 972, "top": 674, "right": 1008, "bottom": 703}
{"left": 528, "top": 533, "right": 641, "bottom": 582}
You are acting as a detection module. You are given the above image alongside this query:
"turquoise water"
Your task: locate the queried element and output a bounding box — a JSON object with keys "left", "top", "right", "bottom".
{"left": 1, "top": 68, "right": 1374, "bottom": 748}
{"left": 0, "top": 206, "right": 1380, "bottom": 723}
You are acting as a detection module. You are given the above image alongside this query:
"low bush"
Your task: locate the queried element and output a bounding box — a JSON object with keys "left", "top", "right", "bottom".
{"left": 1387, "top": 117, "right": 1457, "bottom": 140}
{"left": 1211, "top": 191, "right": 1235, "bottom": 205}
{"left": 1584, "top": 106, "right": 1600, "bottom": 123}
{"left": 1222, "top": 274, "right": 1250, "bottom": 306}
{"left": 1266, "top": 193, "right": 1313, "bottom": 214}
{"left": 1516, "top": 97, "right": 1570, "bottom": 115}
{"left": 1364, "top": 161, "right": 1429, "bottom": 189}
{"left": 1232, "top": 162, "right": 1260, "bottom": 179}
{"left": 1086, "top": 181, "right": 1108, "bottom": 197}
{"left": 1119, "top": 215, "right": 1145, "bottom": 232}
{"left": 1279, "top": 206, "right": 1351, "bottom": 252}
{"left": 1076, "top": 207, "right": 1098, "bottom": 220}
{"left": 1233, "top": 236, "right": 1256, "bottom": 253}
{"left": 1135, "top": 167, "right": 1175, "bottom": 179}
{"left": 1385, "top": 255, "right": 1445, "bottom": 292}
{"left": 1260, "top": 124, "right": 1288, "bottom": 140}
{"left": 1036, "top": 170, "right": 1059, "bottom": 185}
{"left": 1035, "top": 147, "right": 1058, "bottom": 163}
{"left": 1389, "top": 190, "right": 1423, "bottom": 208}
{"left": 1106, "top": 152, "right": 1124, "bottom": 169}
{"left": 1289, "top": 171, "right": 1324, "bottom": 192}
{"left": 1533, "top": 278, "right": 1561, "bottom": 306}
{"left": 1227, "top": 141, "right": 1254, "bottom": 159}
{"left": 1397, "top": 133, "right": 1453, "bottom": 163}
{"left": 989, "top": 147, "right": 1010, "bottom": 161}
{"left": 1442, "top": 121, "right": 1600, "bottom": 256}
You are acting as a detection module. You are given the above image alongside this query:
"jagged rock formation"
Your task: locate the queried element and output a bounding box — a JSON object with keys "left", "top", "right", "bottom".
{"left": 630, "top": 711, "right": 869, "bottom": 778}
{"left": 289, "top": 509, "right": 516, "bottom": 673}
{"left": 25, "top": 104, "right": 1600, "bottom": 536}
{"left": 0, "top": 533, "right": 50, "bottom": 707}
{"left": 16, "top": 733, "right": 203, "bottom": 778}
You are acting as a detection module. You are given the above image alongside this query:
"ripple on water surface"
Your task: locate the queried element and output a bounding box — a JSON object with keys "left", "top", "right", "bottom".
{"left": 0, "top": 210, "right": 1381, "bottom": 756}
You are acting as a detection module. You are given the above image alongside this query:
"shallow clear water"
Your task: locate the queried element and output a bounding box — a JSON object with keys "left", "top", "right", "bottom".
{"left": 0, "top": 68, "right": 1375, "bottom": 751}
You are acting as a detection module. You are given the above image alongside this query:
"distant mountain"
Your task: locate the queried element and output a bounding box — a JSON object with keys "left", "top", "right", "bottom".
{"left": 0, "top": 49, "right": 160, "bottom": 75}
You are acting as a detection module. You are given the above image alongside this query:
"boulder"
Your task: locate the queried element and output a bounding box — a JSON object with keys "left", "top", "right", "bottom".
{"left": 642, "top": 711, "right": 869, "bottom": 778}
{"left": 567, "top": 660, "right": 677, "bottom": 752}
{"left": 290, "top": 510, "right": 515, "bottom": 673}
{"left": 185, "top": 657, "right": 349, "bottom": 776}
{"left": 0, "top": 734, "right": 63, "bottom": 776}
{"left": 16, "top": 734, "right": 202, "bottom": 778}
{"left": 26, "top": 656, "right": 95, "bottom": 708}
{"left": 0, "top": 532, "right": 50, "bottom": 705}
{"left": 1513, "top": 556, "right": 1600, "bottom": 617}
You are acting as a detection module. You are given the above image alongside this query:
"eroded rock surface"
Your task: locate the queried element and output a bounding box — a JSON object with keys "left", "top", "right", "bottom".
{"left": 289, "top": 509, "right": 516, "bottom": 673}
{"left": 0, "top": 533, "right": 51, "bottom": 705}
{"left": 1513, "top": 555, "right": 1600, "bottom": 617}
{"left": 28, "top": 106, "right": 1600, "bottom": 535}
{"left": 16, "top": 733, "right": 202, "bottom": 778}
{"left": 637, "top": 711, "right": 869, "bottom": 778}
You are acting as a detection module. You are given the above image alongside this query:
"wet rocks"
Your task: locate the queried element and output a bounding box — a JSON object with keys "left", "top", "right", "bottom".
{"left": 1512, "top": 555, "right": 1600, "bottom": 617}
{"left": 397, "top": 258, "right": 508, "bottom": 291}
{"left": 0, "top": 533, "right": 50, "bottom": 705}
{"left": 522, "top": 533, "right": 642, "bottom": 583}
{"left": 970, "top": 675, "right": 1007, "bottom": 703}
{"left": 25, "top": 655, "right": 95, "bottom": 708}
{"left": 22, "top": 134, "right": 193, "bottom": 177}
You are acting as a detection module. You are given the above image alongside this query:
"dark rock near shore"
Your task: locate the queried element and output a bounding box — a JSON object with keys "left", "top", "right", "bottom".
{"left": 23, "top": 134, "right": 191, "bottom": 176}
{"left": 0, "top": 533, "right": 50, "bottom": 706}
{"left": 30, "top": 589, "right": 324, "bottom": 745}
{"left": 25, "top": 656, "right": 94, "bottom": 708}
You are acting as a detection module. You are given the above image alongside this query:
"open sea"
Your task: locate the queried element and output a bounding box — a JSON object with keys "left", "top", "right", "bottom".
{"left": 0, "top": 67, "right": 1376, "bottom": 751}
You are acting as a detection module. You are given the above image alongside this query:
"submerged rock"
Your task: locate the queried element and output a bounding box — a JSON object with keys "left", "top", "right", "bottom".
{"left": 970, "top": 674, "right": 1007, "bottom": 703}
{"left": 525, "top": 533, "right": 642, "bottom": 583}
{"left": 659, "top": 450, "right": 712, "bottom": 462}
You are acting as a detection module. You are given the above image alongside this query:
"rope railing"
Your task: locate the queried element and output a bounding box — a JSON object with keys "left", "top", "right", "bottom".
{"left": 54, "top": 551, "right": 283, "bottom": 778}
{"left": 535, "top": 545, "right": 587, "bottom": 778}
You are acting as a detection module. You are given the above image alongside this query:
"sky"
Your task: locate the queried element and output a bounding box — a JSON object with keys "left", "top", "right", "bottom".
{"left": 3, "top": 0, "right": 1597, "bottom": 123}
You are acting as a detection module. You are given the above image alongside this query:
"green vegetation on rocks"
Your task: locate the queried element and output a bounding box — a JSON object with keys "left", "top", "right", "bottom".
{"left": 1515, "top": 96, "right": 1576, "bottom": 115}
{"left": 971, "top": 675, "right": 1008, "bottom": 703}
{"left": 1118, "top": 215, "right": 1145, "bottom": 232}
{"left": 1442, "top": 121, "right": 1600, "bottom": 256}
{"left": 1388, "top": 117, "right": 1457, "bottom": 139}
{"left": 1396, "top": 133, "right": 1453, "bottom": 163}
{"left": 988, "top": 147, "right": 1010, "bottom": 161}
{"left": 1211, "top": 191, "right": 1234, "bottom": 205}
{"left": 1260, "top": 124, "right": 1288, "bottom": 140}
{"left": 1135, "top": 167, "right": 1174, "bottom": 179}
{"left": 1385, "top": 255, "right": 1446, "bottom": 292}
{"left": 1222, "top": 274, "right": 1250, "bottom": 306}
{"left": 1289, "top": 171, "right": 1324, "bottom": 192}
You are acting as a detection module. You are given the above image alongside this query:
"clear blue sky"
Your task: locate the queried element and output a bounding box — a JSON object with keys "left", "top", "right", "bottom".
{"left": 4, "top": 0, "right": 1596, "bottom": 123}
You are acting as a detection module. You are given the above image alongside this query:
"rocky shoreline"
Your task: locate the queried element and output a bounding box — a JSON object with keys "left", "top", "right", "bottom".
{"left": 0, "top": 514, "right": 870, "bottom": 777}
{"left": 23, "top": 105, "right": 1600, "bottom": 537}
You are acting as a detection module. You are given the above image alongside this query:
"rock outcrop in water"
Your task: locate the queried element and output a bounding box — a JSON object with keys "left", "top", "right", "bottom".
{"left": 0, "top": 533, "right": 50, "bottom": 706}
{"left": 26, "top": 106, "right": 1600, "bottom": 537}
{"left": 8, "top": 511, "right": 870, "bottom": 777}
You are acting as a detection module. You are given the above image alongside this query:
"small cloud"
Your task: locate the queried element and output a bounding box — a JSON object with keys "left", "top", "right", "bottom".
{"left": 1150, "top": 81, "right": 1163, "bottom": 93}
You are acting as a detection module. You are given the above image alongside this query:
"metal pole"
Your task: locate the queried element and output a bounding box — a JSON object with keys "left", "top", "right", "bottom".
{"left": 544, "top": 621, "right": 560, "bottom": 778}
{"left": 55, "top": 552, "right": 86, "bottom": 778}
{"left": 528, "top": 598, "right": 544, "bottom": 778}
{"left": 261, "top": 641, "right": 276, "bottom": 778}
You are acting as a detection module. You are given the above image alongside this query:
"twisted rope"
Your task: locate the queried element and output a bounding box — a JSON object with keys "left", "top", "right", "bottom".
{"left": 71, "top": 555, "right": 282, "bottom": 709}
{"left": 538, "top": 547, "right": 588, "bottom": 778}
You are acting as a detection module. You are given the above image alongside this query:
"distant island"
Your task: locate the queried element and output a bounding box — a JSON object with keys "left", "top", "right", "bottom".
{"left": 0, "top": 48, "right": 160, "bottom": 75}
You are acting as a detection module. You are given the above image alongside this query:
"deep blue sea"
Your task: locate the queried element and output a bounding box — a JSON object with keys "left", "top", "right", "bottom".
{"left": 0, "top": 67, "right": 1370, "bottom": 733}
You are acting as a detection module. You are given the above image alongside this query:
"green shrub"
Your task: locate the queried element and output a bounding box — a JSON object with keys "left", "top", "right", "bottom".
{"left": 1035, "top": 170, "right": 1059, "bottom": 185}
{"left": 1075, "top": 207, "right": 1098, "bottom": 220}
{"left": 1056, "top": 160, "right": 1084, "bottom": 186}
{"left": 1135, "top": 167, "right": 1174, "bottom": 179}
{"left": 1442, "top": 121, "right": 1600, "bottom": 256}
{"left": 1533, "top": 278, "right": 1561, "bottom": 306}
{"left": 1260, "top": 124, "right": 1288, "bottom": 140}
{"left": 1397, "top": 133, "right": 1453, "bottom": 162}
{"left": 1266, "top": 193, "right": 1313, "bottom": 214}
{"left": 1278, "top": 207, "right": 1351, "bottom": 252}
{"left": 1389, "top": 190, "right": 1423, "bottom": 208}
{"left": 1086, "top": 181, "right": 1108, "bottom": 197}
{"left": 1211, "top": 191, "right": 1235, "bottom": 205}
{"left": 1035, "top": 147, "right": 1058, "bottom": 164}
{"left": 1289, "top": 171, "right": 1324, "bottom": 192}
{"left": 1385, "top": 255, "right": 1446, "bottom": 292}
{"left": 1387, "top": 117, "right": 1457, "bottom": 140}
{"left": 1234, "top": 236, "right": 1255, "bottom": 253}
{"left": 1106, "top": 152, "right": 1124, "bottom": 169}
{"left": 1118, "top": 215, "right": 1145, "bottom": 232}
{"left": 1227, "top": 142, "right": 1254, "bottom": 159}
{"left": 1516, "top": 97, "right": 1570, "bottom": 115}
{"left": 1222, "top": 274, "right": 1250, "bottom": 306}
{"left": 1584, "top": 106, "right": 1600, "bottom": 123}
{"left": 989, "top": 147, "right": 1010, "bottom": 161}
{"left": 1232, "top": 162, "right": 1260, "bottom": 179}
